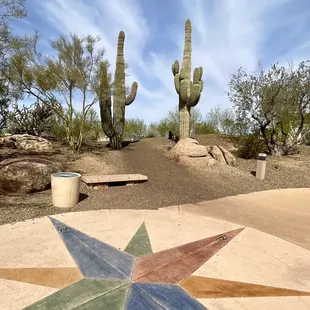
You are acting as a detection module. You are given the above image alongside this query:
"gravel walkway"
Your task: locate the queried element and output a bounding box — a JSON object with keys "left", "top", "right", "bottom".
{"left": 1, "top": 138, "right": 309, "bottom": 225}
{"left": 0, "top": 139, "right": 248, "bottom": 225}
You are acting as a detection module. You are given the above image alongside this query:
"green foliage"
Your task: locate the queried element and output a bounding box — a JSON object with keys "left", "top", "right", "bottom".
{"left": 0, "top": 81, "right": 9, "bottom": 130}
{"left": 124, "top": 118, "right": 147, "bottom": 141}
{"left": 6, "top": 33, "right": 108, "bottom": 153}
{"left": 0, "top": 0, "right": 27, "bottom": 58}
{"left": 0, "top": 0, "right": 27, "bottom": 130}
{"left": 228, "top": 60, "right": 310, "bottom": 156}
{"left": 157, "top": 107, "right": 179, "bottom": 137}
{"left": 145, "top": 123, "right": 160, "bottom": 138}
{"left": 98, "top": 31, "right": 138, "bottom": 150}
{"left": 238, "top": 132, "right": 267, "bottom": 159}
{"left": 6, "top": 101, "right": 55, "bottom": 136}
{"left": 50, "top": 108, "right": 101, "bottom": 143}
{"left": 195, "top": 122, "right": 218, "bottom": 135}
{"left": 206, "top": 106, "right": 234, "bottom": 135}
{"left": 148, "top": 106, "right": 218, "bottom": 137}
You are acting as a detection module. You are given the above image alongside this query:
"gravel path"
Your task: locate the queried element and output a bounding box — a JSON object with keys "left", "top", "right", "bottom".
{"left": 0, "top": 139, "right": 248, "bottom": 225}
{"left": 1, "top": 138, "right": 309, "bottom": 225}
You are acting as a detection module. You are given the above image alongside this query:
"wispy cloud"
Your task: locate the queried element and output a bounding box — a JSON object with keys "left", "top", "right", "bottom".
{"left": 13, "top": 0, "right": 310, "bottom": 123}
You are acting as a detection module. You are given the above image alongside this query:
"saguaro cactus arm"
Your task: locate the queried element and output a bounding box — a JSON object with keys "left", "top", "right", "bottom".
{"left": 125, "top": 81, "right": 138, "bottom": 105}
{"left": 188, "top": 66, "right": 203, "bottom": 107}
{"left": 172, "top": 60, "right": 180, "bottom": 76}
{"left": 172, "top": 60, "right": 180, "bottom": 94}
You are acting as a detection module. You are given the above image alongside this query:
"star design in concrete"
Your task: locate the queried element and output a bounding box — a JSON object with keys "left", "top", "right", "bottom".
{"left": 1, "top": 217, "right": 310, "bottom": 309}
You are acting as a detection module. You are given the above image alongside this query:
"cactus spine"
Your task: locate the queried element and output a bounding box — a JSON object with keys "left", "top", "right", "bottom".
{"left": 99, "top": 31, "right": 138, "bottom": 150}
{"left": 172, "top": 19, "right": 203, "bottom": 139}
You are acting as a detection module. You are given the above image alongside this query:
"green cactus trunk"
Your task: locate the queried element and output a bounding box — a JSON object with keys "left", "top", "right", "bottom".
{"left": 110, "top": 135, "right": 122, "bottom": 150}
{"left": 172, "top": 19, "right": 203, "bottom": 140}
{"left": 112, "top": 31, "right": 126, "bottom": 150}
{"left": 99, "top": 31, "right": 138, "bottom": 150}
{"left": 179, "top": 104, "right": 190, "bottom": 140}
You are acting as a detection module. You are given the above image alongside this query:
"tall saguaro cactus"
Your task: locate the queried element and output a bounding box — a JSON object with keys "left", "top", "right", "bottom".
{"left": 99, "top": 31, "right": 138, "bottom": 150}
{"left": 172, "top": 19, "right": 203, "bottom": 139}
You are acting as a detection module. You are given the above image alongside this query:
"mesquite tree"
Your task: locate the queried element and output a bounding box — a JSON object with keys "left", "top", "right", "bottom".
{"left": 172, "top": 19, "right": 204, "bottom": 139}
{"left": 99, "top": 31, "right": 138, "bottom": 150}
{"left": 0, "top": 0, "right": 27, "bottom": 131}
{"left": 228, "top": 61, "right": 310, "bottom": 156}
{"left": 6, "top": 34, "right": 107, "bottom": 152}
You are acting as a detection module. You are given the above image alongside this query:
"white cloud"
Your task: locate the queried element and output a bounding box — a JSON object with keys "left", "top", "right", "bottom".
{"left": 24, "top": 0, "right": 310, "bottom": 123}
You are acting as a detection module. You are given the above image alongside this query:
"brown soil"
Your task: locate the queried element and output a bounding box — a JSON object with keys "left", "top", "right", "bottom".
{"left": 0, "top": 136, "right": 310, "bottom": 226}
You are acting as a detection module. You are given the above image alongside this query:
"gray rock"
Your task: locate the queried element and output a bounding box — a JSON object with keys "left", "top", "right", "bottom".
{"left": 218, "top": 145, "right": 237, "bottom": 166}
{"left": 0, "top": 134, "right": 52, "bottom": 152}
{"left": 209, "top": 145, "right": 226, "bottom": 164}
{"left": 168, "top": 139, "right": 237, "bottom": 168}
{"left": 179, "top": 156, "right": 217, "bottom": 167}
{"left": 167, "top": 138, "right": 209, "bottom": 158}
{"left": 0, "top": 157, "right": 63, "bottom": 193}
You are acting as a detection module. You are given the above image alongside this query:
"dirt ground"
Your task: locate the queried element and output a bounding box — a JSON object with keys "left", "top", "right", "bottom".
{"left": 0, "top": 135, "right": 309, "bottom": 225}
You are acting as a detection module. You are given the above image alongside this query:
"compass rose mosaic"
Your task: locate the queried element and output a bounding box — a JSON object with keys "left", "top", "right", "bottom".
{"left": 0, "top": 212, "right": 310, "bottom": 309}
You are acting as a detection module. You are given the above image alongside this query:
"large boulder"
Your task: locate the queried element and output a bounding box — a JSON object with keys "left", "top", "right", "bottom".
{"left": 167, "top": 138, "right": 209, "bottom": 158}
{"left": 0, "top": 157, "right": 63, "bottom": 193}
{"left": 208, "top": 145, "right": 226, "bottom": 164}
{"left": 167, "top": 139, "right": 236, "bottom": 168}
{"left": 179, "top": 156, "right": 217, "bottom": 168}
{"left": 218, "top": 145, "right": 237, "bottom": 166}
{"left": 0, "top": 134, "right": 52, "bottom": 152}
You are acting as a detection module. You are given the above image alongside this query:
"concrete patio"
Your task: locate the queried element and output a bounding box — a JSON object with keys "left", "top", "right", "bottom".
{"left": 0, "top": 188, "right": 309, "bottom": 309}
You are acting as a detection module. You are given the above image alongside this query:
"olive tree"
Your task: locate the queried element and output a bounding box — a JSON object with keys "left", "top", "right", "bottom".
{"left": 6, "top": 33, "right": 109, "bottom": 152}
{"left": 228, "top": 61, "right": 310, "bottom": 156}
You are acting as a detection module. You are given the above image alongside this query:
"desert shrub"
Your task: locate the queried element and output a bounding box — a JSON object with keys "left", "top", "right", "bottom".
{"left": 145, "top": 123, "right": 160, "bottom": 138}
{"left": 6, "top": 102, "right": 55, "bottom": 136}
{"left": 238, "top": 132, "right": 267, "bottom": 159}
{"left": 152, "top": 106, "right": 210, "bottom": 137}
{"left": 50, "top": 108, "right": 101, "bottom": 143}
{"left": 0, "top": 96, "right": 9, "bottom": 131}
{"left": 124, "top": 118, "right": 147, "bottom": 141}
{"left": 195, "top": 122, "right": 218, "bottom": 134}
{"left": 74, "top": 109, "right": 102, "bottom": 142}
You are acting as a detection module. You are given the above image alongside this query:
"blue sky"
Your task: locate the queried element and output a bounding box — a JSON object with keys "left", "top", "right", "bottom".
{"left": 12, "top": 0, "right": 310, "bottom": 124}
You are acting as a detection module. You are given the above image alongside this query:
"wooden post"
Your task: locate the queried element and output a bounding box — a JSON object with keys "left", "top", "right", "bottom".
{"left": 256, "top": 153, "right": 267, "bottom": 180}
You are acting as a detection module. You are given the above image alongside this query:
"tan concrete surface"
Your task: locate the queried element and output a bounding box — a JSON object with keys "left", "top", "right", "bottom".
{"left": 0, "top": 209, "right": 310, "bottom": 309}
{"left": 165, "top": 188, "right": 310, "bottom": 250}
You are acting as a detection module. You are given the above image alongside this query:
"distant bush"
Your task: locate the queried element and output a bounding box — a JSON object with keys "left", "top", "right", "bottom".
{"left": 238, "top": 132, "right": 267, "bottom": 159}
{"left": 145, "top": 126, "right": 160, "bottom": 138}
{"left": 50, "top": 108, "right": 101, "bottom": 143}
{"left": 6, "top": 102, "right": 55, "bottom": 136}
{"left": 124, "top": 118, "right": 147, "bottom": 141}
{"left": 150, "top": 106, "right": 219, "bottom": 137}
{"left": 195, "top": 122, "right": 218, "bottom": 135}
